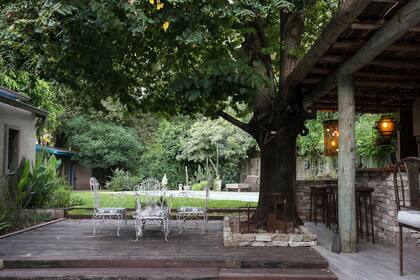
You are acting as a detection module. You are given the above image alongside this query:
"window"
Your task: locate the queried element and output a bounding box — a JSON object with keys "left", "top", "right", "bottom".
{"left": 4, "top": 126, "right": 20, "bottom": 174}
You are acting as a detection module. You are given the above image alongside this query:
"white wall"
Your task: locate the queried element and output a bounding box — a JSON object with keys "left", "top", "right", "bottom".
{"left": 0, "top": 102, "right": 37, "bottom": 195}
{"left": 413, "top": 98, "right": 420, "bottom": 156}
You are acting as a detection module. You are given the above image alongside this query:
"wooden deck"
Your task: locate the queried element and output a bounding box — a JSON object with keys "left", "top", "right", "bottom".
{"left": 306, "top": 223, "right": 420, "bottom": 280}
{"left": 0, "top": 219, "right": 336, "bottom": 279}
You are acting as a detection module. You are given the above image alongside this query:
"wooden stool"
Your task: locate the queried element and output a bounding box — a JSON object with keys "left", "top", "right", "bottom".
{"left": 309, "top": 186, "right": 328, "bottom": 225}
{"left": 356, "top": 187, "right": 375, "bottom": 244}
{"left": 325, "top": 184, "right": 338, "bottom": 229}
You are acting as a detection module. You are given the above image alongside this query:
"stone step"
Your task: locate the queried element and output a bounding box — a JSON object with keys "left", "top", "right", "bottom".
{"left": 4, "top": 257, "right": 329, "bottom": 270}
{"left": 0, "top": 267, "right": 218, "bottom": 279}
{"left": 0, "top": 267, "right": 337, "bottom": 280}
{"left": 219, "top": 268, "right": 338, "bottom": 280}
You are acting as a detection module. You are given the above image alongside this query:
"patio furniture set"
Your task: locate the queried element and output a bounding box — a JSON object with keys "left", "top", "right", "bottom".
{"left": 89, "top": 177, "right": 210, "bottom": 241}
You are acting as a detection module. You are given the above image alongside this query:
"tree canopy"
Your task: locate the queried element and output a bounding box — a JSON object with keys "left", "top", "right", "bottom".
{"left": 0, "top": 0, "right": 337, "bottom": 117}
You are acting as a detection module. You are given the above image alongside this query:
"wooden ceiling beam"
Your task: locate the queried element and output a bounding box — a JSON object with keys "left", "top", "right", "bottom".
{"left": 303, "top": 0, "right": 420, "bottom": 108}
{"left": 310, "top": 67, "right": 332, "bottom": 74}
{"left": 368, "top": 58, "right": 420, "bottom": 69}
{"left": 302, "top": 72, "right": 420, "bottom": 84}
{"left": 309, "top": 103, "right": 408, "bottom": 113}
{"left": 334, "top": 41, "right": 420, "bottom": 52}
{"left": 351, "top": 20, "right": 420, "bottom": 32}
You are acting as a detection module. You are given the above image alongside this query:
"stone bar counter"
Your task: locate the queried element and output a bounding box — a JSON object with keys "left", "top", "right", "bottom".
{"left": 296, "top": 168, "right": 419, "bottom": 246}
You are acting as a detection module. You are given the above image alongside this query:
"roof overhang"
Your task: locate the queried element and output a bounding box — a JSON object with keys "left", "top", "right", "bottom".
{"left": 36, "top": 144, "right": 77, "bottom": 157}
{"left": 0, "top": 89, "right": 48, "bottom": 118}
{"left": 288, "top": 0, "right": 420, "bottom": 113}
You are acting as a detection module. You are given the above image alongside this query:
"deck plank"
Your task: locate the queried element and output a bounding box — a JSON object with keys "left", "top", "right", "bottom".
{"left": 0, "top": 220, "right": 328, "bottom": 270}
{"left": 306, "top": 222, "right": 420, "bottom": 280}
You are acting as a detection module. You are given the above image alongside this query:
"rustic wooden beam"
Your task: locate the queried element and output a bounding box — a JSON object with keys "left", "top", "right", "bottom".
{"left": 354, "top": 72, "right": 420, "bottom": 80}
{"left": 337, "top": 74, "right": 357, "bottom": 253}
{"left": 310, "top": 68, "right": 332, "bottom": 75}
{"left": 303, "top": 0, "right": 420, "bottom": 107}
{"left": 316, "top": 55, "right": 420, "bottom": 68}
{"left": 334, "top": 41, "right": 420, "bottom": 52}
{"left": 368, "top": 58, "right": 420, "bottom": 69}
{"left": 286, "top": 0, "right": 370, "bottom": 87}
{"left": 371, "top": 0, "right": 407, "bottom": 3}
{"left": 310, "top": 103, "right": 408, "bottom": 112}
{"left": 303, "top": 79, "right": 420, "bottom": 89}
{"left": 318, "top": 56, "right": 420, "bottom": 69}
{"left": 351, "top": 20, "right": 420, "bottom": 32}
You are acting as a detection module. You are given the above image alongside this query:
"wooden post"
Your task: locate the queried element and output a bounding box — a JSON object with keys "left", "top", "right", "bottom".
{"left": 398, "top": 109, "right": 418, "bottom": 159}
{"left": 338, "top": 74, "right": 357, "bottom": 253}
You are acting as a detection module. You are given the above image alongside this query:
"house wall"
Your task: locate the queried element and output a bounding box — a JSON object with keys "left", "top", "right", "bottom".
{"left": 413, "top": 98, "right": 420, "bottom": 156}
{"left": 74, "top": 164, "right": 92, "bottom": 190}
{"left": 0, "top": 102, "right": 37, "bottom": 195}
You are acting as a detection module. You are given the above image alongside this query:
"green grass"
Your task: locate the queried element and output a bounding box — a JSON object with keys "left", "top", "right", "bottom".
{"left": 68, "top": 191, "right": 256, "bottom": 215}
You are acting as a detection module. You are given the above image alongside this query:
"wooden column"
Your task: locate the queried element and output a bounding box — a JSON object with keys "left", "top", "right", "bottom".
{"left": 398, "top": 109, "right": 418, "bottom": 159}
{"left": 338, "top": 74, "right": 357, "bottom": 253}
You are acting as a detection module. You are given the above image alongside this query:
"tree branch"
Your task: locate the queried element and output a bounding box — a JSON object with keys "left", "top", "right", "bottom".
{"left": 219, "top": 111, "right": 250, "bottom": 134}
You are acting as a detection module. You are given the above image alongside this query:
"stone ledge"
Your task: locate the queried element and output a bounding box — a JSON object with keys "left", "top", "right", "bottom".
{"left": 223, "top": 216, "right": 317, "bottom": 247}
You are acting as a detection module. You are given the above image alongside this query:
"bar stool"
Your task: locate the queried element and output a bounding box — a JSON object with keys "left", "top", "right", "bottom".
{"left": 309, "top": 186, "right": 328, "bottom": 225}
{"left": 356, "top": 187, "right": 375, "bottom": 244}
{"left": 325, "top": 184, "right": 338, "bottom": 229}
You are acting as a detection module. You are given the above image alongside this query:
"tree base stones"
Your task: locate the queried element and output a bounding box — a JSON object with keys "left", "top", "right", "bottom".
{"left": 223, "top": 216, "right": 317, "bottom": 247}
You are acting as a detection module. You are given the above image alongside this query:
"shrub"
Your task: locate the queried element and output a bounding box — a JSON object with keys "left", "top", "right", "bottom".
{"left": 29, "top": 154, "right": 63, "bottom": 208}
{"left": 69, "top": 193, "right": 85, "bottom": 206}
{"left": 47, "top": 187, "right": 71, "bottom": 208}
{"left": 109, "top": 168, "right": 140, "bottom": 191}
{"left": 0, "top": 212, "right": 11, "bottom": 234}
{"left": 191, "top": 180, "right": 208, "bottom": 191}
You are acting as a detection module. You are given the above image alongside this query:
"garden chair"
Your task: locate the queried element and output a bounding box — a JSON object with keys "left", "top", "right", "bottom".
{"left": 90, "top": 177, "right": 126, "bottom": 236}
{"left": 134, "top": 178, "right": 173, "bottom": 241}
{"left": 393, "top": 157, "right": 420, "bottom": 275}
{"left": 176, "top": 181, "right": 210, "bottom": 234}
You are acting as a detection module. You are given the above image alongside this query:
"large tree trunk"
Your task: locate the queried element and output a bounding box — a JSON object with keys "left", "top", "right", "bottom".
{"left": 256, "top": 132, "right": 300, "bottom": 228}
{"left": 222, "top": 5, "right": 313, "bottom": 229}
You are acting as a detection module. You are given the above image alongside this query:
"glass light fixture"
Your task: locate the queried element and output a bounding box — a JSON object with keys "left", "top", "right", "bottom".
{"left": 323, "top": 120, "right": 339, "bottom": 157}
{"left": 374, "top": 115, "right": 396, "bottom": 145}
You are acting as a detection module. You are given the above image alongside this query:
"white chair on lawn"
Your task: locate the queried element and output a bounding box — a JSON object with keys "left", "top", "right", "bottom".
{"left": 90, "top": 177, "right": 126, "bottom": 236}
{"left": 176, "top": 181, "right": 210, "bottom": 234}
{"left": 134, "top": 178, "right": 173, "bottom": 241}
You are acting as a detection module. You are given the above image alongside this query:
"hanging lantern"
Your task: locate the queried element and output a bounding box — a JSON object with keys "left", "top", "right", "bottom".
{"left": 323, "top": 120, "right": 339, "bottom": 157}
{"left": 375, "top": 115, "right": 395, "bottom": 137}
{"left": 374, "top": 115, "right": 396, "bottom": 145}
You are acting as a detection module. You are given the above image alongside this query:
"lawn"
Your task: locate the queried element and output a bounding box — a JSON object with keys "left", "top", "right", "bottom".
{"left": 69, "top": 191, "right": 257, "bottom": 215}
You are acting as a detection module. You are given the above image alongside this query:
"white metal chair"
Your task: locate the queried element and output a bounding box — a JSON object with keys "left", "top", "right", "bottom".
{"left": 393, "top": 157, "right": 420, "bottom": 275}
{"left": 134, "top": 178, "right": 173, "bottom": 241}
{"left": 176, "top": 182, "right": 210, "bottom": 234}
{"left": 90, "top": 177, "right": 126, "bottom": 236}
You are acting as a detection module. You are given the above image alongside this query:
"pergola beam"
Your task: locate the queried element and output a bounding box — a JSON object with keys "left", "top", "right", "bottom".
{"left": 303, "top": 0, "right": 420, "bottom": 108}
{"left": 302, "top": 79, "right": 420, "bottom": 89}
{"left": 334, "top": 41, "right": 420, "bottom": 52}
{"left": 286, "top": 0, "right": 370, "bottom": 87}
{"left": 351, "top": 20, "right": 420, "bottom": 32}
{"left": 316, "top": 55, "right": 420, "bottom": 69}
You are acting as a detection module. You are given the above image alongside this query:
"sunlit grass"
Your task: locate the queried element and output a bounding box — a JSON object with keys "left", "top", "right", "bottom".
{"left": 68, "top": 191, "right": 257, "bottom": 215}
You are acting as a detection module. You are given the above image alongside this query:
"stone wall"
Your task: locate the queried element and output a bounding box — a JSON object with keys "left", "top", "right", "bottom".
{"left": 295, "top": 172, "right": 419, "bottom": 246}
{"left": 355, "top": 170, "right": 418, "bottom": 246}
{"left": 295, "top": 180, "right": 337, "bottom": 221}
